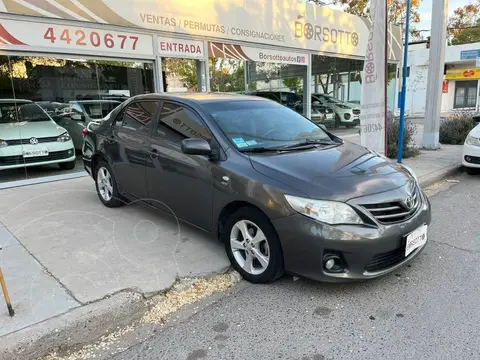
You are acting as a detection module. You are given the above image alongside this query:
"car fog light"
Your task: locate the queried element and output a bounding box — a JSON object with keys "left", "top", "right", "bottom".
{"left": 325, "top": 259, "right": 335, "bottom": 270}
{"left": 466, "top": 156, "right": 472, "bottom": 162}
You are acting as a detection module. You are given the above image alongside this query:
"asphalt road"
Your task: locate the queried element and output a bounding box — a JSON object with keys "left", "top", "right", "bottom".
{"left": 105, "top": 172, "right": 479, "bottom": 360}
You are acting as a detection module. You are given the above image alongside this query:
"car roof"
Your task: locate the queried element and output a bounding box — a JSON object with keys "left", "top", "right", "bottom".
{"left": 127, "top": 92, "right": 270, "bottom": 105}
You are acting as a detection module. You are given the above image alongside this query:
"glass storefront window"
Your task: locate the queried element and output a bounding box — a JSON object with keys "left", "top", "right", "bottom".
{"left": 0, "top": 55, "right": 154, "bottom": 184}
{"left": 311, "top": 55, "right": 398, "bottom": 132}
{"left": 161, "top": 58, "right": 207, "bottom": 92}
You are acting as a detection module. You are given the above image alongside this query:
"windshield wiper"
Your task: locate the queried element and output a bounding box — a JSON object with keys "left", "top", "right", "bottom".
{"left": 239, "top": 147, "right": 287, "bottom": 153}
{"left": 282, "top": 139, "right": 339, "bottom": 149}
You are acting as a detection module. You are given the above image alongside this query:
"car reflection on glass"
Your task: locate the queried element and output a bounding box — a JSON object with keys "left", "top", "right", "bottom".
{"left": 57, "top": 100, "right": 122, "bottom": 151}
{"left": 82, "top": 93, "right": 431, "bottom": 285}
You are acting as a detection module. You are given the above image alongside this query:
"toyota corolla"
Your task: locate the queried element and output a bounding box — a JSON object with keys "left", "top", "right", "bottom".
{"left": 82, "top": 93, "right": 431, "bottom": 284}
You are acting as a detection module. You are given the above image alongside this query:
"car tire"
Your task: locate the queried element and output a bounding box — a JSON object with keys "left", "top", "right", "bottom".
{"left": 94, "top": 160, "right": 124, "bottom": 207}
{"left": 58, "top": 160, "right": 76, "bottom": 170}
{"left": 465, "top": 166, "right": 478, "bottom": 175}
{"left": 222, "top": 207, "right": 284, "bottom": 284}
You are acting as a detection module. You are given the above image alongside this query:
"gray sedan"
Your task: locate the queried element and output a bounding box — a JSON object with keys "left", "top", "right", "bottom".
{"left": 83, "top": 93, "right": 431, "bottom": 284}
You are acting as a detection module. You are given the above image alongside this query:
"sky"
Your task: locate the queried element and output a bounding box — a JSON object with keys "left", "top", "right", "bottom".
{"left": 417, "top": 0, "right": 472, "bottom": 32}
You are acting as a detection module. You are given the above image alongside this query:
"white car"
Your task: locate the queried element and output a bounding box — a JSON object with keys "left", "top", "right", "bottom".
{"left": 312, "top": 93, "right": 361, "bottom": 128}
{"left": 462, "top": 122, "right": 480, "bottom": 174}
{"left": 0, "top": 99, "right": 76, "bottom": 171}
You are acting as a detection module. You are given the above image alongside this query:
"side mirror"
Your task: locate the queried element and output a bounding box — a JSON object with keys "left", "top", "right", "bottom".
{"left": 313, "top": 101, "right": 320, "bottom": 106}
{"left": 71, "top": 113, "right": 85, "bottom": 121}
{"left": 181, "top": 138, "right": 212, "bottom": 156}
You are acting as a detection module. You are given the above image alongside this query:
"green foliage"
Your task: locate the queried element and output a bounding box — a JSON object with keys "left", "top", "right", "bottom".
{"left": 210, "top": 58, "right": 245, "bottom": 92}
{"left": 451, "top": 18, "right": 480, "bottom": 45}
{"left": 439, "top": 112, "right": 476, "bottom": 144}
{"left": 386, "top": 115, "right": 419, "bottom": 159}
{"left": 283, "top": 78, "right": 301, "bottom": 92}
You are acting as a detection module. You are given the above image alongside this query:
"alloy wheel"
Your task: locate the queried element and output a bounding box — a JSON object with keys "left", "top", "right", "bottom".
{"left": 230, "top": 220, "right": 270, "bottom": 275}
{"left": 97, "top": 166, "right": 113, "bottom": 202}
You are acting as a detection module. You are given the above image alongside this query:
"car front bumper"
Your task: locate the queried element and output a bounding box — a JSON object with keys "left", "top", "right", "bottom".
{"left": 462, "top": 143, "right": 480, "bottom": 168}
{"left": 0, "top": 142, "right": 76, "bottom": 170}
{"left": 272, "top": 189, "right": 431, "bottom": 282}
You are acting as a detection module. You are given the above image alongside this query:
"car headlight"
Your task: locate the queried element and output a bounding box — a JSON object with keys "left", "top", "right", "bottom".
{"left": 284, "top": 195, "right": 363, "bottom": 225}
{"left": 466, "top": 134, "right": 480, "bottom": 147}
{"left": 0, "top": 139, "right": 8, "bottom": 148}
{"left": 57, "top": 132, "right": 71, "bottom": 142}
{"left": 400, "top": 164, "right": 418, "bottom": 182}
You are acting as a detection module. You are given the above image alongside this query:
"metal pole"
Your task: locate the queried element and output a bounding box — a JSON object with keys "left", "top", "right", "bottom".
{"left": 397, "top": 0, "right": 410, "bottom": 163}
{"left": 384, "top": 2, "right": 389, "bottom": 155}
{"left": 423, "top": 0, "right": 448, "bottom": 149}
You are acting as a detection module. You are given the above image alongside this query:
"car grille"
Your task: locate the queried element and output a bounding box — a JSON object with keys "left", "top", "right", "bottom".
{"left": 365, "top": 246, "right": 409, "bottom": 272}
{"left": 361, "top": 187, "right": 420, "bottom": 224}
{"left": 0, "top": 150, "right": 73, "bottom": 166}
{"left": 352, "top": 109, "right": 360, "bottom": 115}
{"left": 7, "top": 136, "right": 59, "bottom": 146}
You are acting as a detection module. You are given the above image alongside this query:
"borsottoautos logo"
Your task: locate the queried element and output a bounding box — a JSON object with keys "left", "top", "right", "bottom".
{"left": 259, "top": 53, "right": 306, "bottom": 63}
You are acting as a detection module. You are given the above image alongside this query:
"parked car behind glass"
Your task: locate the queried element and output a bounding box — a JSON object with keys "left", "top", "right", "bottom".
{"left": 57, "top": 100, "right": 121, "bottom": 150}
{"left": 83, "top": 93, "right": 431, "bottom": 284}
{"left": 0, "top": 99, "right": 76, "bottom": 171}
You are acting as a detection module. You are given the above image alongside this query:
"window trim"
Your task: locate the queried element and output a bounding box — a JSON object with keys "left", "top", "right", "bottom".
{"left": 113, "top": 99, "right": 161, "bottom": 136}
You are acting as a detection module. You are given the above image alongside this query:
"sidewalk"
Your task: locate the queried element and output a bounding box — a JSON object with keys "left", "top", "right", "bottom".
{"left": 0, "top": 144, "right": 464, "bottom": 360}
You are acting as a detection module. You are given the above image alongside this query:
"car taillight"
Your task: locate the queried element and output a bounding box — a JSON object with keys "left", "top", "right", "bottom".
{"left": 82, "top": 128, "right": 88, "bottom": 138}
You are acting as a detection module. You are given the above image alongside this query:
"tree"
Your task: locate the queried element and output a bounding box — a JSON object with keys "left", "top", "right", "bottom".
{"left": 328, "top": 0, "right": 422, "bottom": 37}
{"left": 449, "top": 1, "right": 480, "bottom": 45}
{"left": 283, "top": 78, "right": 301, "bottom": 92}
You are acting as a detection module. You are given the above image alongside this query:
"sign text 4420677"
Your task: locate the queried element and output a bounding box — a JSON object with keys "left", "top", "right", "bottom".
{"left": 44, "top": 27, "right": 139, "bottom": 51}
{"left": 0, "top": 19, "right": 154, "bottom": 56}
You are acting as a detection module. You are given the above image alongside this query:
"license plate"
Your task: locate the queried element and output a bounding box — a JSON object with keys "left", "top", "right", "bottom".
{"left": 405, "top": 224, "right": 428, "bottom": 257}
{"left": 23, "top": 149, "right": 49, "bottom": 158}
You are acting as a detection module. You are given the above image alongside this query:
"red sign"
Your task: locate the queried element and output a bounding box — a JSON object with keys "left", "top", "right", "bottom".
{"left": 463, "top": 69, "right": 476, "bottom": 77}
{"left": 442, "top": 80, "right": 448, "bottom": 93}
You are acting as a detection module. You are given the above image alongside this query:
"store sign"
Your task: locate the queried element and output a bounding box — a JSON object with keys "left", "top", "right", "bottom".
{"left": 0, "top": 0, "right": 402, "bottom": 60}
{"left": 208, "top": 42, "right": 308, "bottom": 65}
{"left": 359, "top": 0, "right": 386, "bottom": 155}
{"left": 442, "top": 80, "right": 449, "bottom": 93}
{"left": 0, "top": 19, "right": 154, "bottom": 57}
{"left": 158, "top": 37, "right": 204, "bottom": 58}
{"left": 460, "top": 49, "right": 480, "bottom": 60}
{"left": 445, "top": 68, "right": 480, "bottom": 80}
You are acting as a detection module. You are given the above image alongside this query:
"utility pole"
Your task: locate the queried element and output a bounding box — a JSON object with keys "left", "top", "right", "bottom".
{"left": 423, "top": 0, "right": 448, "bottom": 149}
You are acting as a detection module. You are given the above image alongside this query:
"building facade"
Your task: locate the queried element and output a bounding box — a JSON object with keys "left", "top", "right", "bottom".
{"left": 0, "top": 0, "right": 402, "bottom": 186}
{"left": 399, "top": 41, "right": 480, "bottom": 117}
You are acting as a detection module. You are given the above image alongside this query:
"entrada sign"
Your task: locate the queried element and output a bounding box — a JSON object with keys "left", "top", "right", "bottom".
{"left": 158, "top": 37, "right": 204, "bottom": 58}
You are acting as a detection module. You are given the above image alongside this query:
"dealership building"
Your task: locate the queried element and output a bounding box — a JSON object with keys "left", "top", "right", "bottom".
{"left": 0, "top": 0, "right": 402, "bottom": 186}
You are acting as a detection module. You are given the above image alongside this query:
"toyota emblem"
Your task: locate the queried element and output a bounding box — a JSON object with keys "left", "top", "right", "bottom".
{"left": 405, "top": 196, "right": 414, "bottom": 209}
{"left": 29, "top": 137, "right": 38, "bottom": 145}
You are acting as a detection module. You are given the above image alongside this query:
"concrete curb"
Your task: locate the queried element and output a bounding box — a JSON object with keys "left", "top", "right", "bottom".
{"left": 0, "top": 291, "right": 147, "bottom": 360}
{"left": 418, "top": 163, "right": 463, "bottom": 188}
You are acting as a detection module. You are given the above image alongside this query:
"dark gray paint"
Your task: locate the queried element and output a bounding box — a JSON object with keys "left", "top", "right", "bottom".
{"left": 83, "top": 93, "right": 431, "bottom": 281}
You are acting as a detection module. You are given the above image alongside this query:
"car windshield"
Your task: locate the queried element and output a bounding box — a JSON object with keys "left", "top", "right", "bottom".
{"left": 0, "top": 102, "right": 52, "bottom": 123}
{"left": 81, "top": 102, "right": 120, "bottom": 119}
{"left": 205, "top": 101, "right": 335, "bottom": 150}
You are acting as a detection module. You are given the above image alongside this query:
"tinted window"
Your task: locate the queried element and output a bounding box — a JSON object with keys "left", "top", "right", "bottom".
{"left": 156, "top": 102, "right": 211, "bottom": 142}
{"left": 205, "top": 100, "right": 331, "bottom": 150}
{"left": 0, "top": 102, "right": 51, "bottom": 124}
{"left": 117, "top": 101, "right": 159, "bottom": 133}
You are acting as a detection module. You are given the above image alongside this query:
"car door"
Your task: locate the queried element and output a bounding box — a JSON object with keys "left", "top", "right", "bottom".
{"left": 107, "top": 100, "right": 160, "bottom": 200}
{"left": 146, "top": 101, "right": 215, "bottom": 231}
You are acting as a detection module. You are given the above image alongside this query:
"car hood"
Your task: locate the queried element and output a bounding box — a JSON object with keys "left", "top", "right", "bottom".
{"left": 0, "top": 121, "right": 66, "bottom": 140}
{"left": 249, "top": 141, "right": 413, "bottom": 201}
{"left": 469, "top": 123, "right": 480, "bottom": 137}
